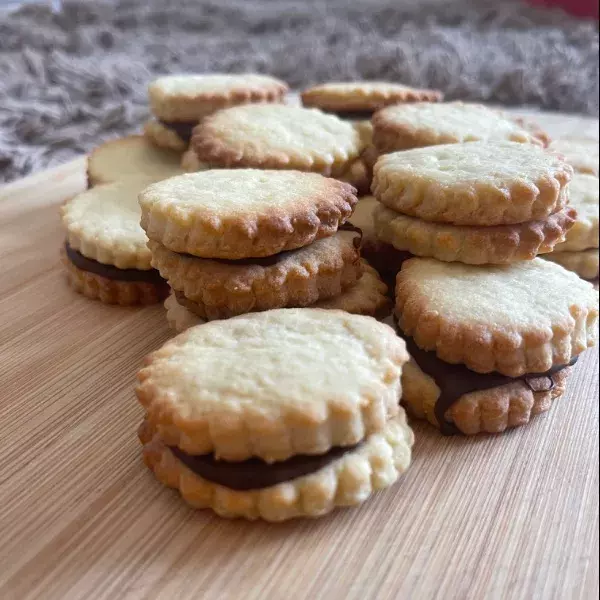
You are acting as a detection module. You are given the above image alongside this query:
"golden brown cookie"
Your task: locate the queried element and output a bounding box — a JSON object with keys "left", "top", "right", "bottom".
{"left": 372, "top": 142, "right": 572, "bottom": 226}
{"left": 148, "top": 229, "right": 363, "bottom": 319}
{"left": 373, "top": 204, "right": 576, "bottom": 265}
{"left": 372, "top": 102, "right": 548, "bottom": 153}
{"left": 395, "top": 257, "right": 599, "bottom": 377}
{"left": 136, "top": 308, "right": 409, "bottom": 461}
{"left": 139, "top": 170, "right": 357, "bottom": 259}
{"left": 542, "top": 249, "right": 599, "bottom": 281}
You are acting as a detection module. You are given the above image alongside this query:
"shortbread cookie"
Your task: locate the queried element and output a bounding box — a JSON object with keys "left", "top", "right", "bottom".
{"left": 143, "top": 120, "right": 189, "bottom": 152}
{"left": 139, "top": 411, "right": 413, "bottom": 521}
{"left": 349, "top": 195, "right": 377, "bottom": 238}
{"left": 543, "top": 249, "right": 599, "bottom": 281}
{"left": 372, "top": 102, "right": 548, "bottom": 153}
{"left": 164, "top": 292, "right": 205, "bottom": 331}
{"left": 549, "top": 137, "right": 599, "bottom": 176}
{"left": 553, "top": 173, "right": 599, "bottom": 252}
{"left": 148, "top": 228, "right": 363, "bottom": 319}
{"left": 180, "top": 148, "right": 210, "bottom": 172}
{"left": 301, "top": 81, "right": 443, "bottom": 117}
{"left": 136, "top": 308, "right": 409, "bottom": 461}
{"left": 139, "top": 170, "right": 357, "bottom": 259}
{"left": 400, "top": 333, "right": 575, "bottom": 435}
{"left": 374, "top": 204, "right": 575, "bottom": 265}
{"left": 372, "top": 142, "right": 572, "bottom": 226}
{"left": 395, "top": 257, "right": 599, "bottom": 376}
{"left": 191, "top": 104, "right": 362, "bottom": 176}
{"left": 87, "top": 136, "right": 184, "bottom": 186}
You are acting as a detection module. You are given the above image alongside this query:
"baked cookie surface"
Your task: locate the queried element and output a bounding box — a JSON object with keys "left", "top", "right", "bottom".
{"left": 542, "top": 249, "right": 599, "bottom": 281}
{"left": 549, "top": 137, "right": 599, "bottom": 176}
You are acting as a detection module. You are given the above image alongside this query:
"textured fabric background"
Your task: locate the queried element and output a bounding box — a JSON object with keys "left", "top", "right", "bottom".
{"left": 0, "top": 0, "right": 598, "bottom": 183}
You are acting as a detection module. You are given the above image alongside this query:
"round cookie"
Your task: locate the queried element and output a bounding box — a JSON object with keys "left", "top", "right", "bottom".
{"left": 553, "top": 173, "right": 599, "bottom": 252}
{"left": 191, "top": 104, "right": 363, "bottom": 176}
{"left": 61, "top": 178, "right": 168, "bottom": 305}
{"left": 149, "top": 228, "right": 363, "bottom": 320}
{"left": 87, "top": 136, "right": 184, "bottom": 187}
{"left": 180, "top": 148, "right": 210, "bottom": 172}
{"left": 373, "top": 204, "right": 576, "bottom": 265}
{"left": 372, "top": 142, "right": 573, "bottom": 226}
{"left": 549, "top": 137, "right": 599, "bottom": 176}
{"left": 136, "top": 308, "right": 409, "bottom": 461}
{"left": 395, "top": 257, "right": 599, "bottom": 377}
{"left": 138, "top": 411, "right": 413, "bottom": 522}
{"left": 164, "top": 292, "right": 206, "bottom": 332}
{"left": 143, "top": 121, "right": 189, "bottom": 152}
{"left": 301, "top": 81, "right": 443, "bottom": 115}
{"left": 139, "top": 170, "right": 358, "bottom": 259}
{"left": 542, "top": 249, "right": 599, "bottom": 281}
{"left": 372, "top": 102, "right": 548, "bottom": 153}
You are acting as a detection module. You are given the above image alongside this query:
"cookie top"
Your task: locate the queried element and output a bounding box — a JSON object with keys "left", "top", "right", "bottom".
{"left": 62, "top": 178, "right": 157, "bottom": 270}
{"left": 373, "top": 141, "right": 573, "bottom": 226}
{"left": 554, "top": 173, "right": 599, "bottom": 251}
{"left": 87, "top": 136, "right": 184, "bottom": 186}
{"left": 139, "top": 170, "right": 357, "bottom": 259}
{"left": 372, "top": 102, "right": 547, "bottom": 153}
{"left": 301, "top": 81, "right": 443, "bottom": 113}
{"left": 395, "top": 257, "right": 598, "bottom": 377}
{"left": 149, "top": 73, "right": 288, "bottom": 121}
{"left": 549, "top": 138, "right": 599, "bottom": 176}
{"left": 136, "top": 308, "right": 408, "bottom": 462}
{"left": 191, "top": 104, "right": 362, "bottom": 174}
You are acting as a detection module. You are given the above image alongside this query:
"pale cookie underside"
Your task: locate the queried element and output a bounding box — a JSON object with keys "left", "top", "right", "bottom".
{"left": 62, "top": 254, "right": 165, "bottom": 306}
{"left": 348, "top": 195, "right": 378, "bottom": 238}
{"left": 136, "top": 308, "right": 408, "bottom": 462}
{"left": 301, "top": 81, "right": 443, "bottom": 112}
{"left": 549, "top": 138, "right": 599, "bottom": 176}
{"left": 553, "top": 173, "right": 599, "bottom": 252}
{"left": 372, "top": 141, "right": 572, "bottom": 226}
{"left": 88, "top": 135, "right": 185, "bottom": 185}
{"left": 192, "top": 104, "right": 362, "bottom": 175}
{"left": 139, "top": 170, "right": 357, "bottom": 259}
{"left": 395, "top": 257, "right": 599, "bottom": 376}
{"left": 149, "top": 230, "right": 363, "bottom": 318}
{"left": 62, "top": 177, "right": 159, "bottom": 269}
{"left": 401, "top": 359, "right": 573, "bottom": 435}
{"left": 373, "top": 204, "right": 576, "bottom": 265}
{"left": 542, "top": 249, "right": 599, "bottom": 281}
{"left": 139, "top": 412, "right": 413, "bottom": 522}
{"left": 372, "top": 102, "right": 546, "bottom": 153}
{"left": 143, "top": 121, "right": 188, "bottom": 152}
{"left": 149, "top": 73, "right": 288, "bottom": 122}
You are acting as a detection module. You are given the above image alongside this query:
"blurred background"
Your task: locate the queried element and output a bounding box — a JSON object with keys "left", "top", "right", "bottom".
{"left": 0, "top": 0, "right": 598, "bottom": 183}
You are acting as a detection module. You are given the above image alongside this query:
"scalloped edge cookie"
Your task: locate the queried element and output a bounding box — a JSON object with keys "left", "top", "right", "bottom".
{"left": 148, "top": 229, "right": 363, "bottom": 319}
{"left": 136, "top": 308, "right": 408, "bottom": 461}
{"left": 401, "top": 358, "right": 573, "bottom": 435}
{"left": 139, "top": 411, "right": 413, "bottom": 521}
{"left": 372, "top": 142, "right": 573, "bottom": 226}
{"left": 372, "top": 102, "right": 548, "bottom": 153}
{"left": 373, "top": 204, "right": 576, "bottom": 265}
{"left": 301, "top": 81, "right": 443, "bottom": 113}
{"left": 395, "top": 257, "right": 599, "bottom": 376}
{"left": 542, "top": 249, "right": 599, "bottom": 281}
{"left": 139, "top": 170, "right": 358, "bottom": 259}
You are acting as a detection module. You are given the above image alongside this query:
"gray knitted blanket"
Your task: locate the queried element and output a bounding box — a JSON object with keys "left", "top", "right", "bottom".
{"left": 0, "top": 0, "right": 598, "bottom": 183}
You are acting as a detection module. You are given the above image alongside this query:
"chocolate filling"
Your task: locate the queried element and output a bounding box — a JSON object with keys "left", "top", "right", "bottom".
{"left": 327, "top": 110, "right": 375, "bottom": 121}
{"left": 158, "top": 120, "right": 197, "bottom": 143}
{"left": 64, "top": 241, "right": 166, "bottom": 285}
{"left": 395, "top": 319, "right": 577, "bottom": 435}
{"left": 169, "top": 443, "right": 361, "bottom": 490}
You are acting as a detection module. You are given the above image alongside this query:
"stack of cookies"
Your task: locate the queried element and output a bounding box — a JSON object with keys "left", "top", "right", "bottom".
{"left": 136, "top": 308, "right": 414, "bottom": 521}
{"left": 138, "top": 170, "right": 392, "bottom": 331}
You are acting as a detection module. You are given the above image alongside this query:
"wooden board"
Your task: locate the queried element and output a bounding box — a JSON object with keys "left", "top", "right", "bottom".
{"left": 0, "top": 111, "right": 598, "bottom": 600}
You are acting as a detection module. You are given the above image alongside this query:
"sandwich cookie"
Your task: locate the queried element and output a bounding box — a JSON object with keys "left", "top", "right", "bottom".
{"left": 145, "top": 73, "right": 288, "bottom": 151}
{"left": 301, "top": 81, "right": 443, "bottom": 120}
{"left": 87, "top": 136, "right": 184, "bottom": 187}
{"left": 149, "top": 228, "right": 364, "bottom": 320}
{"left": 372, "top": 102, "right": 549, "bottom": 154}
{"left": 163, "top": 260, "right": 392, "bottom": 332}
{"left": 138, "top": 170, "right": 357, "bottom": 259}
{"left": 549, "top": 137, "right": 599, "bottom": 176}
{"left": 61, "top": 178, "right": 168, "bottom": 305}
{"left": 395, "top": 258, "right": 599, "bottom": 434}
{"left": 136, "top": 308, "right": 413, "bottom": 520}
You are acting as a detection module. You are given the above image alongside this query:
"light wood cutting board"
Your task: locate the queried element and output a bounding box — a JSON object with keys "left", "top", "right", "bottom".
{"left": 0, "top": 109, "right": 598, "bottom": 600}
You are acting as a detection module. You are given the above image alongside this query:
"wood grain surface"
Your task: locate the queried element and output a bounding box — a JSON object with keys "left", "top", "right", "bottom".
{"left": 0, "top": 111, "right": 598, "bottom": 600}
